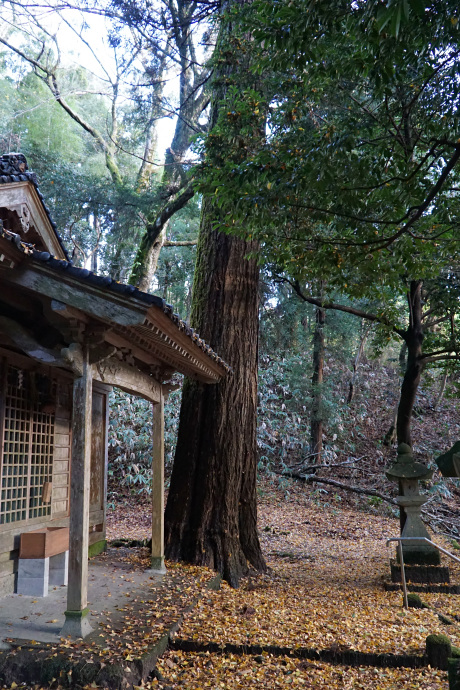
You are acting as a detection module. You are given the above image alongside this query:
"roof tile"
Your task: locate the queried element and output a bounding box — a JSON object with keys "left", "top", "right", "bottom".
{"left": 0, "top": 227, "right": 231, "bottom": 374}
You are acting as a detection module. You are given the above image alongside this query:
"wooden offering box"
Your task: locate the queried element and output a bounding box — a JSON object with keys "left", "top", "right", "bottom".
{"left": 19, "top": 527, "right": 69, "bottom": 559}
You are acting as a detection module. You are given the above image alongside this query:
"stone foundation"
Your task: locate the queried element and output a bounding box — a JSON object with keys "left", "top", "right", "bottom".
{"left": 390, "top": 559, "right": 450, "bottom": 584}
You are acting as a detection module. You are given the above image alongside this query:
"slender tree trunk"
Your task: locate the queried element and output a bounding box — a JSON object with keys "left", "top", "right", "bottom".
{"left": 399, "top": 342, "right": 407, "bottom": 372}
{"left": 347, "top": 321, "right": 370, "bottom": 404}
{"left": 396, "top": 280, "right": 424, "bottom": 531}
{"left": 310, "top": 306, "right": 325, "bottom": 462}
{"left": 164, "top": 200, "right": 266, "bottom": 585}
{"left": 92, "top": 215, "right": 99, "bottom": 274}
{"left": 433, "top": 370, "right": 449, "bottom": 410}
{"left": 383, "top": 404, "right": 398, "bottom": 446}
{"left": 396, "top": 281, "right": 424, "bottom": 447}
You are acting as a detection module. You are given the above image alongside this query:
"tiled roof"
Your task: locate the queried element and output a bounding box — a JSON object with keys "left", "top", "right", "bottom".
{"left": 0, "top": 227, "right": 231, "bottom": 374}
{"left": 0, "top": 153, "right": 70, "bottom": 261}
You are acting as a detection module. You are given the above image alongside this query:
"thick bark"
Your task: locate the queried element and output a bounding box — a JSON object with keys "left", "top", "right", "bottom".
{"left": 396, "top": 281, "right": 425, "bottom": 446}
{"left": 164, "top": 199, "right": 266, "bottom": 585}
{"left": 310, "top": 306, "right": 325, "bottom": 461}
{"left": 165, "top": 0, "right": 266, "bottom": 585}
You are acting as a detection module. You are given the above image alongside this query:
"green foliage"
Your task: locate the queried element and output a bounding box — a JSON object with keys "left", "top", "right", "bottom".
{"left": 108, "top": 390, "right": 153, "bottom": 494}
{"left": 258, "top": 353, "right": 311, "bottom": 469}
{"left": 197, "top": 0, "right": 460, "bottom": 331}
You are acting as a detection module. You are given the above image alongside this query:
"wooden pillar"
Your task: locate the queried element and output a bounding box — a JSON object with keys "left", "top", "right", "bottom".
{"left": 61, "top": 345, "right": 93, "bottom": 638}
{"left": 150, "top": 390, "right": 165, "bottom": 572}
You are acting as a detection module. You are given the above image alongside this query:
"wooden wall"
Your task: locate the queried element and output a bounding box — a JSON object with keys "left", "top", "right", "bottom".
{"left": 0, "top": 349, "right": 109, "bottom": 595}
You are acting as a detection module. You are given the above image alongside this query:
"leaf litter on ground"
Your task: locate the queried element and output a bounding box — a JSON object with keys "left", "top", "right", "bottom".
{"left": 106, "top": 478, "right": 457, "bottom": 688}
{"left": 3, "top": 478, "right": 456, "bottom": 689}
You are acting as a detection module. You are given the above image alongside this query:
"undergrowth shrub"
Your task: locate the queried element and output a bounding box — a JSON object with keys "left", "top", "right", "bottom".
{"left": 108, "top": 385, "right": 182, "bottom": 495}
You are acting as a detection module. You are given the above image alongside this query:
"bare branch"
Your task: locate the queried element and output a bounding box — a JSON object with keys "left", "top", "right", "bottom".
{"left": 164, "top": 239, "right": 198, "bottom": 246}
{"left": 276, "top": 470, "right": 398, "bottom": 506}
{"left": 287, "top": 279, "right": 406, "bottom": 338}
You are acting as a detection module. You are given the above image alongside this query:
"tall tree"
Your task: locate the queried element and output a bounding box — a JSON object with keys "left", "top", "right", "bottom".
{"left": 198, "top": 0, "right": 460, "bottom": 447}
{"left": 164, "top": 0, "right": 266, "bottom": 586}
{"left": 310, "top": 302, "right": 325, "bottom": 462}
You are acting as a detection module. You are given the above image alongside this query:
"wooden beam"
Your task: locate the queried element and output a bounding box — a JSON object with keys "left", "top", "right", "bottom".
{"left": 61, "top": 344, "right": 93, "bottom": 639}
{"left": 104, "top": 331, "right": 164, "bottom": 369}
{"left": 143, "top": 307, "right": 228, "bottom": 381}
{"left": 50, "top": 299, "right": 87, "bottom": 319}
{"left": 6, "top": 264, "right": 147, "bottom": 327}
{"left": 4, "top": 261, "right": 228, "bottom": 383}
{"left": 150, "top": 391, "right": 165, "bottom": 572}
{"left": 0, "top": 235, "right": 25, "bottom": 271}
{"left": 0, "top": 315, "right": 64, "bottom": 367}
{"left": 93, "top": 357, "right": 161, "bottom": 403}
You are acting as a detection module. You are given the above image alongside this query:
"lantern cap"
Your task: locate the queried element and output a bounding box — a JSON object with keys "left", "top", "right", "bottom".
{"left": 386, "top": 443, "right": 433, "bottom": 481}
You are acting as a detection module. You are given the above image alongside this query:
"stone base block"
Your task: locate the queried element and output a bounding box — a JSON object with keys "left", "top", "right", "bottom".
{"left": 149, "top": 555, "right": 166, "bottom": 574}
{"left": 400, "top": 547, "right": 441, "bottom": 566}
{"left": 49, "top": 550, "right": 69, "bottom": 586}
{"left": 390, "top": 559, "right": 450, "bottom": 584}
{"left": 61, "top": 608, "right": 93, "bottom": 639}
{"left": 17, "top": 557, "right": 49, "bottom": 596}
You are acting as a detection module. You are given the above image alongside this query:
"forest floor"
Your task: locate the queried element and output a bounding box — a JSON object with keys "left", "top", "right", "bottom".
{"left": 102, "top": 476, "right": 458, "bottom": 689}
{"left": 2, "top": 362, "right": 459, "bottom": 689}
{"left": 103, "top": 365, "right": 460, "bottom": 688}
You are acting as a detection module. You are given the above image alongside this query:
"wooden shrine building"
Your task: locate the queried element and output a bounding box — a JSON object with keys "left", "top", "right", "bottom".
{"left": 0, "top": 153, "right": 228, "bottom": 637}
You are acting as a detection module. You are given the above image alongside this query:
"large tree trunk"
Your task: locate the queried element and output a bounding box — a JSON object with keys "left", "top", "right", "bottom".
{"left": 396, "top": 280, "right": 424, "bottom": 447}
{"left": 310, "top": 305, "right": 325, "bottom": 462}
{"left": 164, "top": 0, "right": 266, "bottom": 586}
{"left": 164, "top": 199, "right": 266, "bottom": 586}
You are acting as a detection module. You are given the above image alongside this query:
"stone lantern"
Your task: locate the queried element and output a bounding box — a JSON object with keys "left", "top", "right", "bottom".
{"left": 386, "top": 443, "right": 440, "bottom": 565}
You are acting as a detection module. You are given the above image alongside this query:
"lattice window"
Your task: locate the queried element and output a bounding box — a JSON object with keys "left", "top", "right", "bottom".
{"left": 0, "top": 365, "right": 55, "bottom": 525}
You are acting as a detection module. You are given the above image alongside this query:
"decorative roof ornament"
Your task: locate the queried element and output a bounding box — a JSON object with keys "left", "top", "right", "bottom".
{"left": 0, "top": 153, "right": 37, "bottom": 183}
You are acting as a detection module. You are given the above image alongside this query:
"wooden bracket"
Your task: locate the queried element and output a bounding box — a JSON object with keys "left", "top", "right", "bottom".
{"left": 88, "top": 345, "right": 117, "bottom": 365}
{"left": 61, "top": 343, "right": 83, "bottom": 376}
{"left": 162, "top": 382, "right": 181, "bottom": 398}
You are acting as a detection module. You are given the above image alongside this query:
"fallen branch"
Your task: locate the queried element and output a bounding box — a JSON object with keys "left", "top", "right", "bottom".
{"left": 276, "top": 470, "right": 398, "bottom": 505}
{"left": 289, "top": 460, "right": 359, "bottom": 473}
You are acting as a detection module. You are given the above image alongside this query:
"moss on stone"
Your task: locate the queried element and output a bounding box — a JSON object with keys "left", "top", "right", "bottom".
{"left": 448, "top": 658, "right": 460, "bottom": 690}
{"left": 439, "top": 613, "right": 455, "bottom": 625}
{"left": 426, "top": 633, "right": 452, "bottom": 670}
{"left": 407, "top": 593, "right": 425, "bottom": 608}
{"left": 88, "top": 539, "right": 107, "bottom": 558}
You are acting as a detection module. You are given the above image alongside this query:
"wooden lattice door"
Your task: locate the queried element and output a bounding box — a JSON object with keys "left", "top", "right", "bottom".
{"left": 0, "top": 364, "right": 55, "bottom": 526}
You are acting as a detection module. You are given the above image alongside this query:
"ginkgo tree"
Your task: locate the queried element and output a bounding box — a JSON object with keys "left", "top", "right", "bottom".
{"left": 198, "top": 0, "right": 460, "bottom": 448}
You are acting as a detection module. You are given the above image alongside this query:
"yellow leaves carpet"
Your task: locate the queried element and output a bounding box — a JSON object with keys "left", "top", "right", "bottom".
{"left": 153, "top": 481, "right": 454, "bottom": 688}
{"left": 3, "top": 481, "right": 454, "bottom": 688}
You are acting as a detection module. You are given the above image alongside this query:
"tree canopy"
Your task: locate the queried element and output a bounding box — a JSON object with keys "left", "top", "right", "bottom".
{"left": 200, "top": 0, "right": 460, "bottom": 300}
